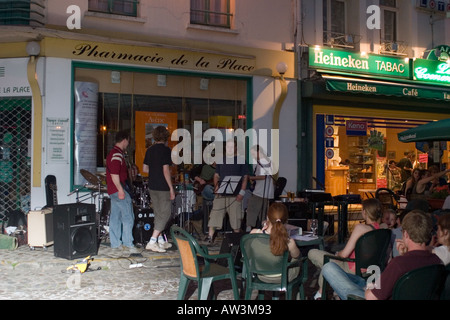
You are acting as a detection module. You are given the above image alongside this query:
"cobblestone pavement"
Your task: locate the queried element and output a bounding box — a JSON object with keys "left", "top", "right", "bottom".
{"left": 0, "top": 233, "right": 326, "bottom": 301}
{"left": 0, "top": 238, "right": 240, "bottom": 301}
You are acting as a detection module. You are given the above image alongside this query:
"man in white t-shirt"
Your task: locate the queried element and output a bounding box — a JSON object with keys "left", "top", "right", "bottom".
{"left": 246, "top": 145, "right": 275, "bottom": 230}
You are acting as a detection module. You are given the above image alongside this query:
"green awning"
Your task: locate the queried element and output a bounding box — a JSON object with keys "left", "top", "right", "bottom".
{"left": 325, "top": 75, "right": 450, "bottom": 101}
{"left": 398, "top": 118, "right": 450, "bottom": 143}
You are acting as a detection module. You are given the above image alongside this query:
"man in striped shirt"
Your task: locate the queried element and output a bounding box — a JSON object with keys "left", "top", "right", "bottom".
{"left": 106, "top": 130, "right": 137, "bottom": 253}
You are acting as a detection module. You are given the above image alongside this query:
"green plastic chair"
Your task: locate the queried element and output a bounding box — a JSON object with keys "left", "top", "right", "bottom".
{"left": 240, "top": 233, "right": 308, "bottom": 300}
{"left": 170, "top": 225, "right": 240, "bottom": 300}
{"left": 392, "top": 264, "right": 447, "bottom": 300}
{"left": 441, "top": 263, "right": 450, "bottom": 300}
{"left": 322, "top": 228, "right": 392, "bottom": 300}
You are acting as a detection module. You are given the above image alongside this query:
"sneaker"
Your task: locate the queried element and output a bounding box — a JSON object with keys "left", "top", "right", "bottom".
{"left": 204, "top": 235, "right": 215, "bottom": 246}
{"left": 126, "top": 246, "right": 140, "bottom": 254}
{"left": 313, "top": 291, "right": 322, "bottom": 300}
{"left": 145, "top": 242, "right": 166, "bottom": 253}
{"left": 159, "top": 242, "right": 172, "bottom": 250}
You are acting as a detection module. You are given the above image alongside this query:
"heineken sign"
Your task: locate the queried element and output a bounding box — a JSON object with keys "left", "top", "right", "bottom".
{"left": 309, "top": 47, "right": 410, "bottom": 79}
{"left": 413, "top": 59, "right": 450, "bottom": 85}
{"left": 327, "top": 79, "right": 450, "bottom": 101}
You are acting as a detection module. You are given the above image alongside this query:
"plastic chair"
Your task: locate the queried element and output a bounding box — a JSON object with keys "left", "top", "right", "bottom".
{"left": 240, "top": 233, "right": 308, "bottom": 300}
{"left": 375, "top": 188, "right": 399, "bottom": 210}
{"left": 392, "top": 264, "right": 447, "bottom": 300}
{"left": 322, "top": 228, "right": 392, "bottom": 300}
{"left": 170, "top": 225, "right": 240, "bottom": 300}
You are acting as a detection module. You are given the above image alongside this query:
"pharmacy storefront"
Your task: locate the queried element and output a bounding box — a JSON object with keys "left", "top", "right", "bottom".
{"left": 301, "top": 46, "right": 450, "bottom": 198}
{"left": 1, "top": 37, "right": 297, "bottom": 212}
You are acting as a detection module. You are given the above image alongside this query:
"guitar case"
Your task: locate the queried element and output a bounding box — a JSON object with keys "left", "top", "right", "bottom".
{"left": 44, "top": 175, "right": 58, "bottom": 209}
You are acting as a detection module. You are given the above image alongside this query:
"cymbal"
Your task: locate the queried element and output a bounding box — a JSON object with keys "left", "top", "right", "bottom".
{"left": 85, "top": 184, "right": 108, "bottom": 193}
{"left": 96, "top": 173, "right": 106, "bottom": 182}
{"left": 80, "top": 169, "right": 101, "bottom": 185}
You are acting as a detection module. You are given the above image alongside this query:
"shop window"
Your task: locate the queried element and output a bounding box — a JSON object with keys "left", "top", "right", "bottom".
{"left": 73, "top": 68, "right": 248, "bottom": 186}
{"left": 88, "top": 0, "right": 138, "bottom": 17}
{"left": 323, "top": 0, "right": 359, "bottom": 49}
{"left": 320, "top": 114, "right": 439, "bottom": 198}
{"left": 379, "top": 0, "right": 406, "bottom": 55}
{"left": 190, "top": 0, "right": 233, "bottom": 28}
{"left": 0, "top": 0, "right": 45, "bottom": 26}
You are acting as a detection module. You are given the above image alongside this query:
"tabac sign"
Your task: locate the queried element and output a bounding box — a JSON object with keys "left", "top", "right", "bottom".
{"left": 309, "top": 47, "right": 410, "bottom": 80}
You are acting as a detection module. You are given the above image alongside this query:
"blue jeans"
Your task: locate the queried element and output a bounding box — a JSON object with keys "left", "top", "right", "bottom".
{"left": 109, "top": 191, "right": 135, "bottom": 248}
{"left": 322, "top": 262, "right": 366, "bottom": 300}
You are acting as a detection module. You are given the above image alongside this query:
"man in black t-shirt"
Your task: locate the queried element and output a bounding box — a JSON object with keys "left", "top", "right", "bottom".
{"left": 397, "top": 152, "right": 414, "bottom": 183}
{"left": 143, "top": 126, "right": 175, "bottom": 253}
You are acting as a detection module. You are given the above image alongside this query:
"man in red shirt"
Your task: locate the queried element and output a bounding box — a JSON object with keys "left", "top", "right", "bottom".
{"left": 321, "top": 210, "right": 442, "bottom": 300}
{"left": 365, "top": 210, "right": 442, "bottom": 300}
{"left": 106, "top": 130, "right": 137, "bottom": 253}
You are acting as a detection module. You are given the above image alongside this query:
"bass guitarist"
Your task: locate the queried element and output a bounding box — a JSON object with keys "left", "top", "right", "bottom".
{"left": 193, "top": 162, "right": 216, "bottom": 202}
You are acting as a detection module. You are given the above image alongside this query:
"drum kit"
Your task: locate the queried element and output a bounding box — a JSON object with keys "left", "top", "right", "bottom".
{"left": 67, "top": 169, "right": 197, "bottom": 245}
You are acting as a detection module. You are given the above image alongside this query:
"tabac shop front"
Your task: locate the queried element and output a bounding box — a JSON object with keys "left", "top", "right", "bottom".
{"left": 300, "top": 46, "right": 450, "bottom": 198}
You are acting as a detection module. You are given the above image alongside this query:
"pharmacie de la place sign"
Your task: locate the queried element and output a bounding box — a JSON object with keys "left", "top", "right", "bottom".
{"left": 309, "top": 47, "right": 410, "bottom": 79}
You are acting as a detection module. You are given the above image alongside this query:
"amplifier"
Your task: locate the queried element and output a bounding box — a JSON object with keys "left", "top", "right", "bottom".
{"left": 27, "top": 208, "right": 54, "bottom": 249}
{"left": 53, "top": 203, "right": 97, "bottom": 260}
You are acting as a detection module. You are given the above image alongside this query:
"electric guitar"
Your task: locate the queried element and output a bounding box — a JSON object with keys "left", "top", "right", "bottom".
{"left": 193, "top": 178, "right": 214, "bottom": 196}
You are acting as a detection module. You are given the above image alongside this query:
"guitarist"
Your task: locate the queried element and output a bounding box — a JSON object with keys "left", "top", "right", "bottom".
{"left": 106, "top": 130, "right": 137, "bottom": 254}
{"left": 193, "top": 162, "right": 216, "bottom": 202}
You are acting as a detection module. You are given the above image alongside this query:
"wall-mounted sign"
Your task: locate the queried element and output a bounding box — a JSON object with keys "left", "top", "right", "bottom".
{"left": 417, "top": 0, "right": 450, "bottom": 14}
{"left": 0, "top": 58, "right": 32, "bottom": 97}
{"left": 426, "top": 45, "right": 450, "bottom": 61}
{"left": 413, "top": 59, "right": 450, "bottom": 86}
{"left": 346, "top": 120, "right": 367, "bottom": 136}
{"left": 326, "top": 78, "right": 450, "bottom": 101}
{"left": 309, "top": 47, "right": 410, "bottom": 79}
{"left": 44, "top": 38, "right": 257, "bottom": 76}
{"left": 46, "top": 118, "right": 69, "bottom": 164}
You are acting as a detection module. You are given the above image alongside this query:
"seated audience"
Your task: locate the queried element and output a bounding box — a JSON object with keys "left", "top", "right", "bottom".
{"left": 322, "top": 210, "right": 442, "bottom": 300}
{"left": 409, "top": 168, "right": 450, "bottom": 201}
{"left": 250, "top": 202, "right": 300, "bottom": 282}
{"left": 380, "top": 208, "right": 397, "bottom": 229}
{"left": 404, "top": 168, "right": 423, "bottom": 199}
{"left": 307, "top": 198, "right": 383, "bottom": 300}
{"left": 429, "top": 213, "right": 450, "bottom": 265}
{"left": 427, "top": 165, "right": 449, "bottom": 193}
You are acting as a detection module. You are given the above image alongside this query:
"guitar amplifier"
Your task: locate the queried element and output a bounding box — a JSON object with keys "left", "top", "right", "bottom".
{"left": 27, "top": 208, "right": 54, "bottom": 248}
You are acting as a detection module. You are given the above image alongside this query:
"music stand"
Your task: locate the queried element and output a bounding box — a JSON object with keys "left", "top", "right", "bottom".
{"left": 217, "top": 176, "right": 242, "bottom": 195}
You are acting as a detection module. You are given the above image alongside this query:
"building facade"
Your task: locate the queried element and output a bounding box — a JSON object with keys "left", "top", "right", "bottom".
{"left": 298, "top": 0, "right": 450, "bottom": 198}
{"left": 1, "top": 0, "right": 449, "bottom": 215}
{"left": 0, "top": 0, "right": 299, "bottom": 213}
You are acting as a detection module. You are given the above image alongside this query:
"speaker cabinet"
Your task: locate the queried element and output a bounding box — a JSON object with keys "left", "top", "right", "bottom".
{"left": 53, "top": 203, "right": 97, "bottom": 260}
{"left": 133, "top": 207, "right": 154, "bottom": 247}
